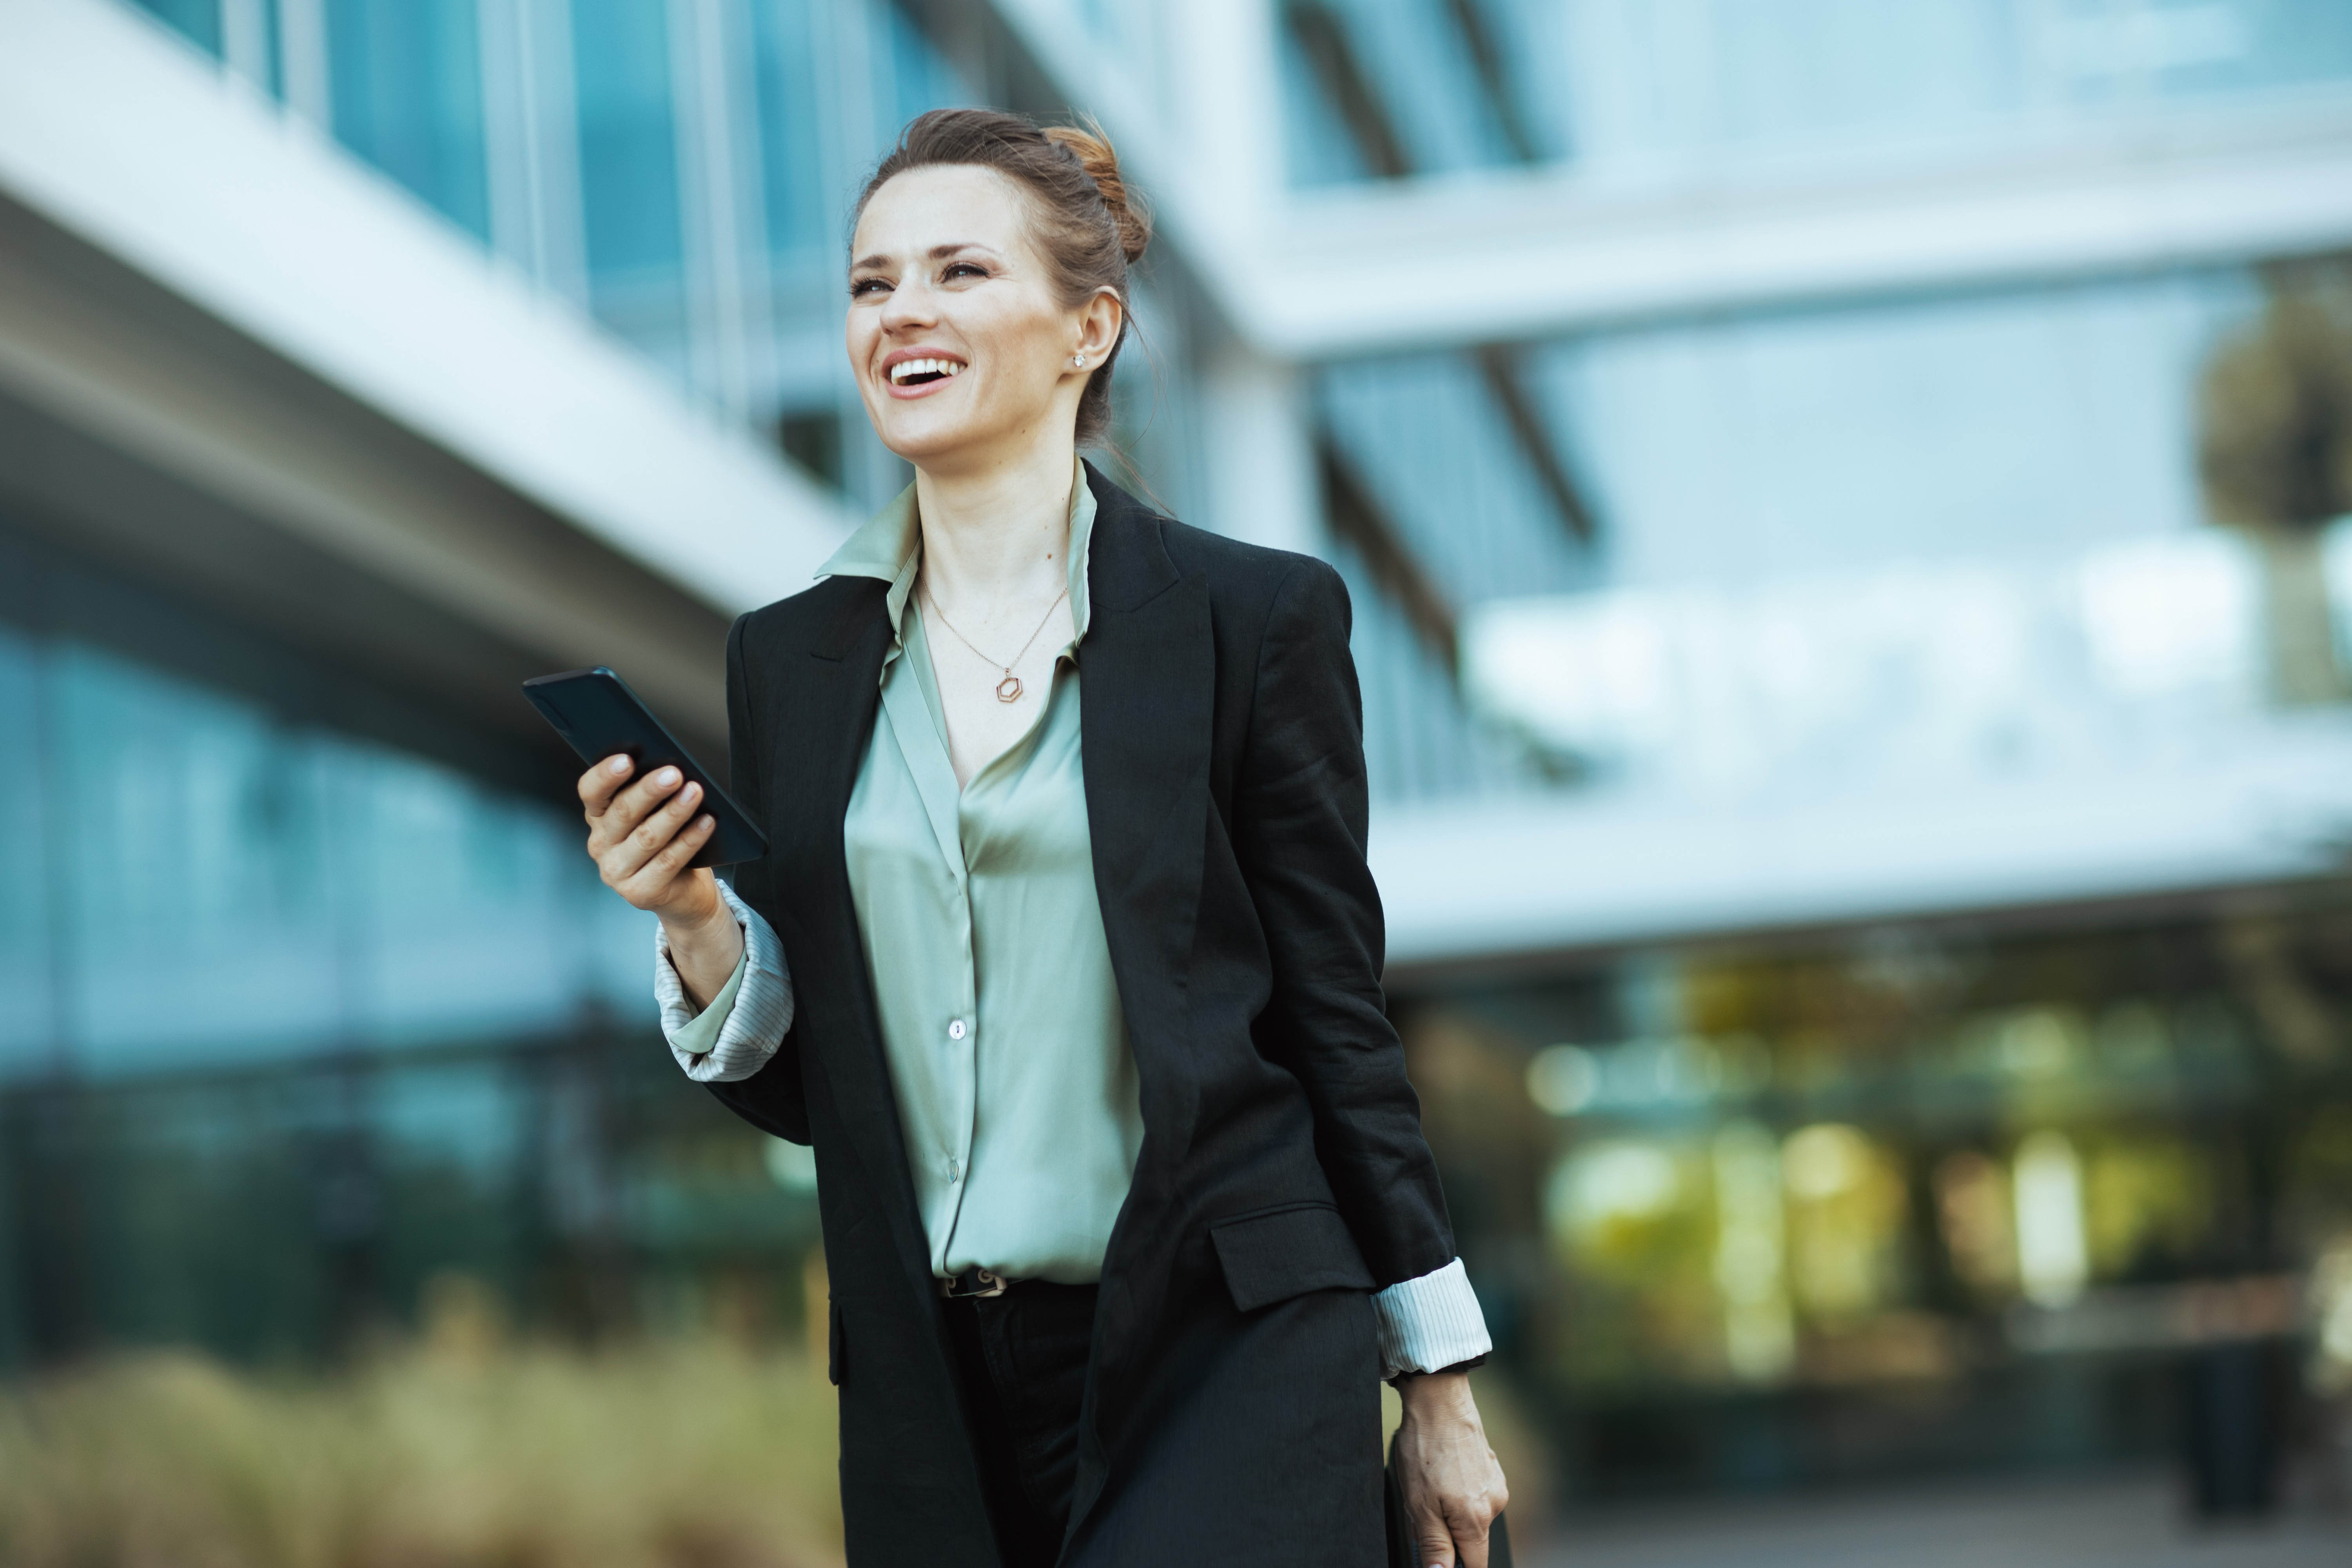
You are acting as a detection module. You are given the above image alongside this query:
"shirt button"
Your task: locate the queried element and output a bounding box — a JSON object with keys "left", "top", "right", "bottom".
{"left": 946, "top": 1158, "right": 962, "bottom": 1181}
{"left": 947, "top": 1019, "right": 967, "bottom": 1040}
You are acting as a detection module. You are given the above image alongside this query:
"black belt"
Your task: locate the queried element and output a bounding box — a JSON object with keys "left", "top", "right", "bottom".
{"left": 938, "top": 1265, "right": 1013, "bottom": 1299}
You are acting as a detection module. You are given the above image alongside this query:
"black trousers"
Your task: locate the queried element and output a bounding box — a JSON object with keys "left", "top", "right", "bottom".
{"left": 942, "top": 1280, "right": 1099, "bottom": 1568}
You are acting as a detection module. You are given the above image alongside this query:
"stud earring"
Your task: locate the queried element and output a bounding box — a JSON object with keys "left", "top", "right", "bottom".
{"left": 1072, "top": 354, "right": 1085, "bottom": 367}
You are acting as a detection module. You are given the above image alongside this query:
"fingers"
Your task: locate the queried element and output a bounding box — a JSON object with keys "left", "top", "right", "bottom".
{"left": 586, "top": 766, "right": 687, "bottom": 855}
{"left": 614, "top": 811, "right": 717, "bottom": 906}
{"left": 595, "top": 775, "right": 705, "bottom": 895}
{"left": 577, "top": 754, "right": 635, "bottom": 817}
{"left": 1412, "top": 1508, "right": 1459, "bottom": 1567}
{"left": 1453, "top": 1503, "right": 1491, "bottom": 1568}
{"left": 1415, "top": 1496, "right": 1498, "bottom": 1568}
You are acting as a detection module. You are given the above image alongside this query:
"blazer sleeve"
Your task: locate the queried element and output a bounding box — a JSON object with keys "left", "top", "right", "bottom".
{"left": 701, "top": 612, "right": 812, "bottom": 1145}
{"left": 1232, "top": 558, "right": 1454, "bottom": 1287}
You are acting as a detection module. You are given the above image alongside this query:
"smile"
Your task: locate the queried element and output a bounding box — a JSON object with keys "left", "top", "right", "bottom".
{"left": 889, "top": 356, "right": 966, "bottom": 387}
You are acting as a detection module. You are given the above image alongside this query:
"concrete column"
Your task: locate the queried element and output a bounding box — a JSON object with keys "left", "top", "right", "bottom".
{"left": 669, "top": 0, "right": 760, "bottom": 420}
{"left": 1200, "top": 342, "right": 1321, "bottom": 558}
{"left": 1163, "top": 0, "right": 1284, "bottom": 251}
{"left": 220, "top": 0, "right": 271, "bottom": 92}
{"left": 477, "top": 0, "right": 540, "bottom": 278}
{"left": 1162, "top": 0, "right": 1315, "bottom": 557}
{"left": 276, "top": 0, "right": 332, "bottom": 130}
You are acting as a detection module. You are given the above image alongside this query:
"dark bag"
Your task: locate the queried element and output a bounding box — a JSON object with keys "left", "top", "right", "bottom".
{"left": 1383, "top": 1434, "right": 1511, "bottom": 1567}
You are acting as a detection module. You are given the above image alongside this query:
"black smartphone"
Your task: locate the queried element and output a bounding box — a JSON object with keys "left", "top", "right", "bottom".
{"left": 522, "top": 666, "right": 768, "bottom": 868}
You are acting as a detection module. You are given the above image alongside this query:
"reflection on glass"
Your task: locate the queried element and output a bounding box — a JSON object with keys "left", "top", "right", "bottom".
{"left": 2317, "top": 1238, "right": 2352, "bottom": 1392}
{"left": 1460, "top": 906, "right": 2341, "bottom": 1455}
{"left": 0, "top": 636, "right": 652, "bottom": 1081}
{"left": 2013, "top": 1130, "right": 2091, "bottom": 1307}
{"left": 1711, "top": 1120, "right": 1793, "bottom": 1383}
{"left": 1526, "top": 1042, "right": 1598, "bottom": 1115}
{"left": 2083, "top": 1134, "right": 2213, "bottom": 1278}
{"left": 1545, "top": 1136, "right": 1718, "bottom": 1387}
{"left": 1782, "top": 1123, "right": 1907, "bottom": 1323}
{"left": 1935, "top": 1149, "right": 2018, "bottom": 1299}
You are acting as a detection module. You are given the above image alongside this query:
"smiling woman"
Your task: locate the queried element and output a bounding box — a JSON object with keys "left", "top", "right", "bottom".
{"left": 571, "top": 108, "right": 1506, "bottom": 1568}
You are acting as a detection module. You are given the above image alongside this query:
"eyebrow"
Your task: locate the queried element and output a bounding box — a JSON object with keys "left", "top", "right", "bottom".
{"left": 849, "top": 241, "right": 1002, "bottom": 272}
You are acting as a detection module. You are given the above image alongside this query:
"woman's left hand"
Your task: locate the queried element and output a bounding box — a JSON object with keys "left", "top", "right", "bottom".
{"left": 1394, "top": 1370, "right": 1510, "bottom": 1567}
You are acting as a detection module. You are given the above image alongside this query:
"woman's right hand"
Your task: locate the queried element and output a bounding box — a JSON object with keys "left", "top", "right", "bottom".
{"left": 579, "top": 755, "right": 742, "bottom": 1007}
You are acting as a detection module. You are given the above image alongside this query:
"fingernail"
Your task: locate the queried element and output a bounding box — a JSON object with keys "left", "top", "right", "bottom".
{"left": 607, "top": 757, "right": 630, "bottom": 774}
{"left": 655, "top": 767, "right": 679, "bottom": 785}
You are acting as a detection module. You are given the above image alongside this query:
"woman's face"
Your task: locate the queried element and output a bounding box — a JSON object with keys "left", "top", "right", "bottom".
{"left": 846, "top": 165, "right": 1115, "bottom": 474}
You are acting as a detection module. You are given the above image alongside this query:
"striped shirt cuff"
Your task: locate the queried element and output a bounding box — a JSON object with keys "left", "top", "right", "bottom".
{"left": 1370, "top": 1258, "right": 1492, "bottom": 1380}
{"left": 654, "top": 879, "right": 794, "bottom": 1083}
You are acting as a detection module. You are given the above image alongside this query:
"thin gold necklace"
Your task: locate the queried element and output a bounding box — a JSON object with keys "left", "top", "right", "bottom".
{"left": 922, "top": 582, "right": 1069, "bottom": 703}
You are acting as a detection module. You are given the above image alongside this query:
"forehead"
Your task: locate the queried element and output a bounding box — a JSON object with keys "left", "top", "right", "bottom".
{"left": 852, "top": 164, "right": 1034, "bottom": 260}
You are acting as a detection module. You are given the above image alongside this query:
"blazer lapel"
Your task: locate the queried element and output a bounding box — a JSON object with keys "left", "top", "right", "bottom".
{"left": 1071, "top": 466, "right": 1216, "bottom": 1537}
{"left": 778, "top": 579, "right": 936, "bottom": 1289}
{"left": 1078, "top": 467, "right": 1213, "bottom": 1134}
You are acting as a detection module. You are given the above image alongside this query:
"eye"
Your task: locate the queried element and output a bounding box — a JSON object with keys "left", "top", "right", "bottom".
{"left": 849, "top": 276, "right": 890, "bottom": 298}
{"left": 943, "top": 261, "right": 989, "bottom": 282}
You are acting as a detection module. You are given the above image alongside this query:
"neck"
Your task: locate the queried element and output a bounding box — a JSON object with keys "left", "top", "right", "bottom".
{"left": 912, "top": 429, "right": 1077, "bottom": 610}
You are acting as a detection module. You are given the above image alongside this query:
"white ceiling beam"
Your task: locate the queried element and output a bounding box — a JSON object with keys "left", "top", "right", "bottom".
{"left": 1258, "top": 109, "right": 2352, "bottom": 358}
{"left": 0, "top": 0, "right": 852, "bottom": 621}
{"left": 988, "top": 0, "right": 2352, "bottom": 359}
{"left": 1371, "top": 722, "right": 2352, "bottom": 975}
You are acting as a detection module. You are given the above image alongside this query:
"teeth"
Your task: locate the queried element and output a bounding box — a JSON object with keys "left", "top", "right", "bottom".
{"left": 890, "top": 357, "right": 965, "bottom": 385}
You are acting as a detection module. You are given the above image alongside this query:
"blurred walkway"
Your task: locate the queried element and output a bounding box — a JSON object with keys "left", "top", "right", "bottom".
{"left": 1532, "top": 1474, "right": 2348, "bottom": 1568}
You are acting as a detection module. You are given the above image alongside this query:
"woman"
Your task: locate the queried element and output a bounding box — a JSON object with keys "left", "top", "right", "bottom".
{"left": 577, "top": 109, "right": 1507, "bottom": 1567}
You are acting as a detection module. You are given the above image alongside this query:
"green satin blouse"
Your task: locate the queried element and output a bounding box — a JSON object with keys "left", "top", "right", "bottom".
{"left": 823, "top": 463, "right": 1141, "bottom": 1283}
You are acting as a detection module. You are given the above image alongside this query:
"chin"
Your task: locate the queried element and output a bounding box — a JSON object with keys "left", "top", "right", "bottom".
{"left": 877, "top": 422, "right": 981, "bottom": 468}
{"left": 875, "top": 408, "right": 1015, "bottom": 471}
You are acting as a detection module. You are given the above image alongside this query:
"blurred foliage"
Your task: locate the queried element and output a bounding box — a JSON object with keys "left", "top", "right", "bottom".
{"left": 2080, "top": 1132, "right": 2217, "bottom": 1279}
{"left": 2288, "top": 1106, "right": 2352, "bottom": 1246}
{"left": 2198, "top": 259, "right": 2352, "bottom": 704}
{"left": 2200, "top": 261, "right": 2352, "bottom": 534}
{"left": 0, "top": 1321, "right": 844, "bottom": 1568}
{"left": 1780, "top": 1124, "right": 1909, "bottom": 1325}
{"left": 1418, "top": 893, "right": 2352, "bottom": 1417}
{"left": 1543, "top": 1137, "right": 1722, "bottom": 1388}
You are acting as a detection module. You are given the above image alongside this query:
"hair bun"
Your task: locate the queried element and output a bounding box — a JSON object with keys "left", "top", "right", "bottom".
{"left": 1046, "top": 122, "right": 1152, "bottom": 267}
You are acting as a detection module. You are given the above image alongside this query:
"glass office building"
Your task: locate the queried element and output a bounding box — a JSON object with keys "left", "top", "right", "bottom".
{"left": 9, "top": 0, "right": 2352, "bottom": 1505}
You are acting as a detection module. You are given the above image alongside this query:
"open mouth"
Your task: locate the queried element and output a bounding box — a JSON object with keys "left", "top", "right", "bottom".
{"left": 889, "top": 356, "right": 966, "bottom": 388}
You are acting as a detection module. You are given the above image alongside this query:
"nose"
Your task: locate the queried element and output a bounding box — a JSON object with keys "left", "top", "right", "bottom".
{"left": 879, "top": 273, "right": 935, "bottom": 336}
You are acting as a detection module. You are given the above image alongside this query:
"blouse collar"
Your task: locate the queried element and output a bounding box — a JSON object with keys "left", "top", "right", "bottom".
{"left": 818, "top": 456, "right": 1098, "bottom": 653}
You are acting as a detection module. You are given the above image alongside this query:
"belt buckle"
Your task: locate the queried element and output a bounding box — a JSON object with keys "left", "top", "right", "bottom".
{"left": 940, "top": 1266, "right": 1010, "bottom": 1299}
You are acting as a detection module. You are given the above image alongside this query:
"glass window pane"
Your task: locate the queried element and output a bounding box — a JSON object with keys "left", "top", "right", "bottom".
{"left": 125, "top": 0, "right": 224, "bottom": 57}
{"left": 325, "top": 0, "right": 493, "bottom": 241}
{"left": 748, "top": 0, "right": 831, "bottom": 263}
{"left": 569, "top": 0, "right": 688, "bottom": 329}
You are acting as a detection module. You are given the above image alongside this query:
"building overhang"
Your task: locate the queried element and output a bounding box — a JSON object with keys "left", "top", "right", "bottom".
{"left": 0, "top": 0, "right": 852, "bottom": 756}
{"left": 1372, "top": 719, "right": 2352, "bottom": 980}
{"left": 1253, "top": 105, "right": 2352, "bottom": 358}
{"left": 992, "top": 0, "right": 2352, "bottom": 359}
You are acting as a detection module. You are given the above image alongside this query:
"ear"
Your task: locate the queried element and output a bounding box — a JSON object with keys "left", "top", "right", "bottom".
{"left": 1074, "top": 287, "right": 1125, "bottom": 363}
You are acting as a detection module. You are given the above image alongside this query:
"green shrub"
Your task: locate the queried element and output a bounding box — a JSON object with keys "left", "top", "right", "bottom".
{"left": 0, "top": 1339, "right": 842, "bottom": 1568}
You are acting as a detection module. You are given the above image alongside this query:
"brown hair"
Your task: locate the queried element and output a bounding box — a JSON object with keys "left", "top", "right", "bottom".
{"left": 856, "top": 109, "right": 1153, "bottom": 448}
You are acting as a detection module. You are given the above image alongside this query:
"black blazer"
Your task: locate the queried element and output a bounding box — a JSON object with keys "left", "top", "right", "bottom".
{"left": 707, "top": 464, "right": 1456, "bottom": 1565}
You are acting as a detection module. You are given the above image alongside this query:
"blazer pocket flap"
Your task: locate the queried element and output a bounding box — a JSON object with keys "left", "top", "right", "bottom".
{"left": 1211, "top": 1203, "right": 1375, "bottom": 1314}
